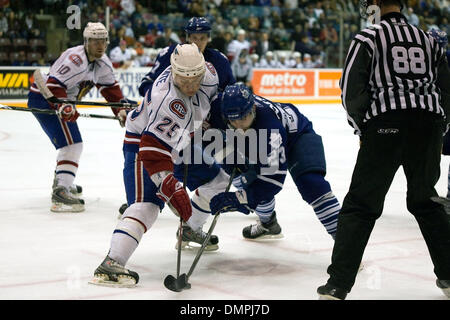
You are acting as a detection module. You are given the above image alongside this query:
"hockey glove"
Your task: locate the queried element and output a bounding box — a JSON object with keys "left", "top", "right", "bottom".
{"left": 210, "top": 190, "right": 251, "bottom": 215}
{"left": 156, "top": 173, "right": 192, "bottom": 222}
{"left": 234, "top": 164, "right": 257, "bottom": 188}
{"left": 57, "top": 103, "right": 79, "bottom": 122}
{"left": 115, "top": 98, "right": 137, "bottom": 127}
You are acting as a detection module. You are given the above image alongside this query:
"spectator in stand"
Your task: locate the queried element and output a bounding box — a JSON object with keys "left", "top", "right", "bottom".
{"left": 406, "top": 7, "right": 420, "bottom": 26}
{"left": 144, "top": 28, "right": 158, "bottom": 48}
{"left": 109, "top": 39, "right": 134, "bottom": 69}
{"left": 147, "top": 15, "right": 164, "bottom": 36}
{"left": 134, "top": 17, "right": 148, "bottom": 41}
{"left": 291, "top": 31, "right": 320, "bottom": 57}
{"left": 289, "top": 51, "right": 303, "bottom": 68}
{"left": 312, "top": 54, "right": 325, "bottom": 68}
{"left": 259, "top": 51, "right": 278, "bottom": 68}
{"left": 303, "top": 53, "right": 314, "bottom": 68}
{"left": 320, "top": 22, "right": 339, "bottom": 49}
{"left": 227, "top": 29, "right": 250, "bottom": 62}
{"left": 154, "top": 26, "right": 180, "bottom": 48}
{"left": 210, "top": 26, "right": 228, "bottom": 54}
{"left": 277, "top": 52, "right": 291, "bottom": 69}
{"left": 11, "top": 50, "right": 30, "bottom": 66}
{"left": 249, "top": 53, "right": 260, "bottom": 67}
{"left": 231, "top": 49, "right": 253, "bottom": 88}
{"left": 133, "top": 42, "right": 151, "bottom": 67}
{"left": 255, "top": 31, "right": 273, "bottom": 57}
{"left": 0, "top": 11, "right": 8, "bottom": 35}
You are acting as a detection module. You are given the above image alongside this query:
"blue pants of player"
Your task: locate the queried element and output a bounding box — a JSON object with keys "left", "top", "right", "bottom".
{"left": 233, "top": 126, "right": 340, "bottom": 238}
{"left": 28, "top": 91, "right": 83, "bottom": 189}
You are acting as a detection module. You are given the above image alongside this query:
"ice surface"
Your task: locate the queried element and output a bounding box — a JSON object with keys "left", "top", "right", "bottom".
{"left": 0, "top": 104, "right": 448, "bottom": 300}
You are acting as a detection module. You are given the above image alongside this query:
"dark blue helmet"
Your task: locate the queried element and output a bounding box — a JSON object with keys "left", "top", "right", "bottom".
{"left": 220, "top": 84, "right": 255, "bottom": 121}
{"left": 428, "top": 28, "right": 448, "bottom": 49}
{"left": 184, "top": 17, "right": 212, "bottom": 35}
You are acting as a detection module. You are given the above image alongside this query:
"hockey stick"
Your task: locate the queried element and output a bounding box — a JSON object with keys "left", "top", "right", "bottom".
{"left": 33, "top": 69, "right": 138, "bottom": 109}
{"left": 163, "top": 165, "right": 189, "bottom": 291}
{"left": 0, "top": 104, "right": 118, "bottom": 120}
{"left": 164, "top": 167, "right": 237, "bottom": 292}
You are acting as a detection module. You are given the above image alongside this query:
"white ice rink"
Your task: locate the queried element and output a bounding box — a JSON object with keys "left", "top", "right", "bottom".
{"left": 0, "top": 103, "right": 449, "bottom": 301}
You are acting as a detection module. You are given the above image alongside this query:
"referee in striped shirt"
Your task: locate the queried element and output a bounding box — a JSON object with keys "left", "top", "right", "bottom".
{"left": 317, "top": 0, "right": 450, "bottom": 299}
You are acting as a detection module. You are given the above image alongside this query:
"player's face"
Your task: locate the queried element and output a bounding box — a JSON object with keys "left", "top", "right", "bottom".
{"left": 87, "top": 38, "right": 108, "bottom": 59}
{"left": 173, "top": 73, "right": 204, "bottom": 97}
{"left": 229, "top": 107, "right": 255, "bottom": 131}
{"left": 188, "top": 33, "right": 209, "bottom": 53}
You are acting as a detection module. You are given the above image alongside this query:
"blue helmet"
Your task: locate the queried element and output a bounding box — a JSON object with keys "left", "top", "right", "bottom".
{"left": 184, "top": 17, "right": 212, "bottom": 35}
{"left": 220, "top": 84, "right": 255, "bottom": 121}
{"left": 428, "top": 28, "right": 448, "bottom": 49}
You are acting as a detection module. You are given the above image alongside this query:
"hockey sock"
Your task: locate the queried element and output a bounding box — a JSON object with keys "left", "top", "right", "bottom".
{"left": 109, "top": 217, "right": 145, "bottom": 266}
{"left": 294, "top": 172, "right": 340, "bottom": 238}
{"left": 55, "top": 142, "right": 83, "bottom": 189}
{"left": 189, "top": 190, "right": 212, "bottom": 232}
{"left": 310, "top": 191, "right": 340, "bottom": 238}
{"left": 255, "top": 198, "right": 276, "bottom": 224}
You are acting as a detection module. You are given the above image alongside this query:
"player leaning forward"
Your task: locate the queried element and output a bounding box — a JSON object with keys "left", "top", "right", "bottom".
{"left": 90, "top": 43, "right": 220, "bottom": 287}
{"left": 28, "top": 22, "right": 129, "bottom": 213}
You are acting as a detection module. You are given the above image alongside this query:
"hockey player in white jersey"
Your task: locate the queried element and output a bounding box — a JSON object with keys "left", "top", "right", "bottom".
{"left": 90, "top": 43, "right": 224, "bottom": 287}
{"left": 28, "top": 22, "right": 132, "bottom": 213}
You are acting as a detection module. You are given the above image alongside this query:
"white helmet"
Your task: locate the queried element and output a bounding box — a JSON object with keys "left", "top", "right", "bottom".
{"left": 83, "top": 22, "right": 109, "bottom": 43}
{"left": 170, "top": 43, "right": 205, "bottom": 78}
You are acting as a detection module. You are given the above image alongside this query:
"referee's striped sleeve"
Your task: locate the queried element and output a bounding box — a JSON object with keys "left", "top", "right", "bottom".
{"left": 340, "top": 37, "right": 373, "bottom": 135}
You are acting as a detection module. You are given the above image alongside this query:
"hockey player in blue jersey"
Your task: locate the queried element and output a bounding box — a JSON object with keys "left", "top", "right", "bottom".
{"left": 138, "top": 17, "right": 235, "bottom": 97}
{"left": 207, "top": 84, "right": 341, "bottom": 240}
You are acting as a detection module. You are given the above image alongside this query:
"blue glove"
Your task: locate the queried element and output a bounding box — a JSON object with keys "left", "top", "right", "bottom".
{"left": 210, "top": 191, "right": 251, "bottom": 215}
{"left": 234, "top": 164, "right": 257, "bottom": 188}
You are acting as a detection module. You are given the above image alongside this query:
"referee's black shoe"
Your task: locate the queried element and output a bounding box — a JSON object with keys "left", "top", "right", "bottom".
{"left": 436, "top": 279, "right": 450, "bottom": 298}
{"left": 317, "top": 283, "right": 348, "bottom": 300}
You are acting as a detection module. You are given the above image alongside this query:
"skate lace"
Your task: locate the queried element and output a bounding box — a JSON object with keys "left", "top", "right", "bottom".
{"left": 250, "top": 220, "right": 269, "bottom": 236}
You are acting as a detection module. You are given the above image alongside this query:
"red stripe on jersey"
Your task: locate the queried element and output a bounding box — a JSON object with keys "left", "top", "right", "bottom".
{"left": 138, "top": 134, "right": 173, "bottom": 176}
{"left": 57, "top": 160, "right": 79, "bottom": 167}
{"left": 96, "top": 82, "right": 124, "bottom": 102}
{"left": 47, "top": 78, "right": 67, "bottom": 99}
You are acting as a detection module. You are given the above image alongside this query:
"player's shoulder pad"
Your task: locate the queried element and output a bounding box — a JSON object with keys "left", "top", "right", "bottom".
{"left": 205, "top": 48, "right": 230, "bottom": 62}
{"left": 97, "top": 53, "right": 115, "bottom": 71}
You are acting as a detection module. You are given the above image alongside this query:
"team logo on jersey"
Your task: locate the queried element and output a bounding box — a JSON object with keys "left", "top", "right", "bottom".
{"left": 69, "top": 54, "right": 83, "bottom": 67}
{"left": 169, "top": 99, "right": 187, "bottom": 119}
{"left": 205, "top": 62, "right": 216, "bottom": 76}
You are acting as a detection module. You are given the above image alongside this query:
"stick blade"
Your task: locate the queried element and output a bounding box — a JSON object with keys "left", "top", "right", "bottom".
{"left": 163, "top": 274, "right": 191, "bottom": 292}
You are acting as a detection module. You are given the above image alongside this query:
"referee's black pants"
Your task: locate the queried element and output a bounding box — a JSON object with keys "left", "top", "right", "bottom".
{"left": 327, "top": 110, "right": 450, "bottom": 292}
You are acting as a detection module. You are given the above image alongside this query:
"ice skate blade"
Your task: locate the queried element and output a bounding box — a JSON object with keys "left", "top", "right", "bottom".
{"left": 243, "top": 233, "right": 284, "bottom": 241}
{"left": 88, "top": 275, "right": 136, "bottom": 288}
{"left": 318, "top": 294, "right": 341, "bottom": 300}
{"left": 51, "top": 202, "right": 85, "bottom": 213}
{"left": 175, "top": 241, "right": 219, "bottom": 252}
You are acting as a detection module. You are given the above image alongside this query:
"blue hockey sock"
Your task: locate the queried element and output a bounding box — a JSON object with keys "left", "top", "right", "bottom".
{"left": 255, "top": 198, "right": 276, "bottom": 224}
{"left": 310, "top": 192, "right": 340, "bottom": 238}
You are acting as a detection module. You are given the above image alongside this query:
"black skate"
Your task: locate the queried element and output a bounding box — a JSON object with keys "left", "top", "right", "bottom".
{"left": 89, "top": 256, "right": 139, "bottom": 288}
{"left": 176, "top": 224, "right": 219, "bottom": 251}
{"left": 436, "top": 279, "right": 450, "bottom": 298}
{"left": 317, "top": 283, "right": 348, "bottom": 300}
{"left": 51, "top": 186, "right": 85, "bottom": 213}
{"left": 242, "top": 212, "right": 283, "bottom": 240}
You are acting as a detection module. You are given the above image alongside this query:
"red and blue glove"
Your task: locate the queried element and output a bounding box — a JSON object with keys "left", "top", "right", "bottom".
{"left": 57, "top": 103, "right": 79, "bottom": 122}
{"left": 156, "top": 173, "right": 192, "bottom": 222}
